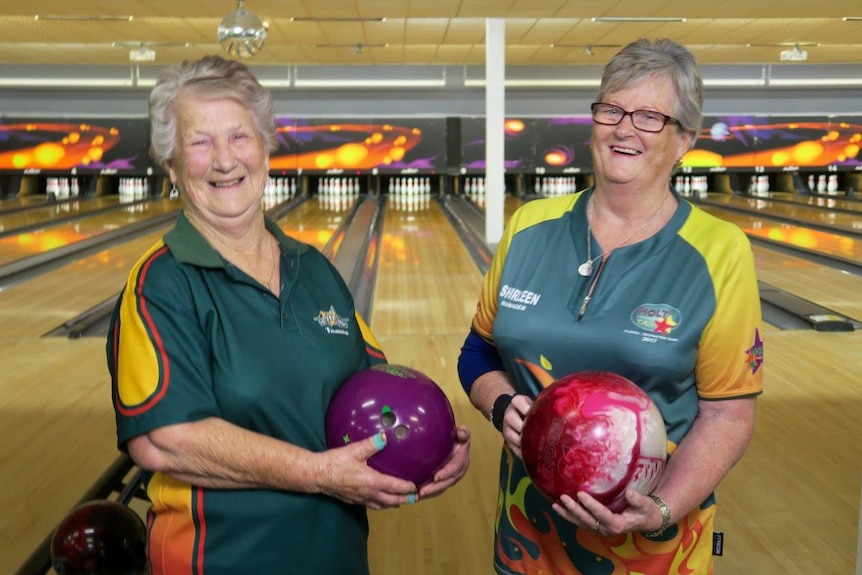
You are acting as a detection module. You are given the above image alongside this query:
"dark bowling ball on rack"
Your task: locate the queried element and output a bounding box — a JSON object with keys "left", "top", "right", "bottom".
{"left": 50, "top": 499, "right": 147, "bottom": 574}
{"left": 325, "top": 364, "right": 457, "bottom": 486}
{"left": 521, "top": 371, "right": 668, "bottom": 512}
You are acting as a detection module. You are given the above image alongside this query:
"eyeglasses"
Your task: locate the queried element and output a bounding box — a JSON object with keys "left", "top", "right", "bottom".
{"left": 590, "top": 103, "right": 679, "bottom": 133}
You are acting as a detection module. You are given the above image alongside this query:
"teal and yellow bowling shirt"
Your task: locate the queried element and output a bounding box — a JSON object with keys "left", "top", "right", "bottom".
{"left": 468, "top": 189, "right": 764, "bottom": 575}
{"left": 107, "top": 212, "right": 386, "bottom": 575}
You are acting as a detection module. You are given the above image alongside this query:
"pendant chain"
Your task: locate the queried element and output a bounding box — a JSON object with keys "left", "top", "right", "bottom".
{"left": 578, "top": 193, "right": 669, "bottom": 278}
{"left": 240, "top": 236, "right": 277, "bottom": 290}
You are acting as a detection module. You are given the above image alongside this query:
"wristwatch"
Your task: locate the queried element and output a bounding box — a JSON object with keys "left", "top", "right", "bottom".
{"left": 643, "top": 495, "right": 672, "bottom": 537}
{"left": 490, "top": 393, "right": 514, "bottom": 432}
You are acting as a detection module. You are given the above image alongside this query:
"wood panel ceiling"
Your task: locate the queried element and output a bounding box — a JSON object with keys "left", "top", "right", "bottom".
{"left": 0, "top": 0, "right": 860, "bottom": 68}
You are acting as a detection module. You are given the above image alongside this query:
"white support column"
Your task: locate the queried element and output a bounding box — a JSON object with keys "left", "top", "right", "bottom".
{"left": 484, "top": 18, "right": 505, "bottom": 248}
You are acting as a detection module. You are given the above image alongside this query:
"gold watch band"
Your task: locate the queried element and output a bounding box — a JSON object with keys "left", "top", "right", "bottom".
{"left": 643, "top": 494, "right": 672, "bottom": 537}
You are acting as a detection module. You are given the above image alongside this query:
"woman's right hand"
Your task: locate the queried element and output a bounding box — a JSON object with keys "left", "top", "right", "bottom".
{"left": 318, "top": 432, "right": 418, "bottom": 509}
{"left": 502, "top": 395, "right": 533, "bottom": 460}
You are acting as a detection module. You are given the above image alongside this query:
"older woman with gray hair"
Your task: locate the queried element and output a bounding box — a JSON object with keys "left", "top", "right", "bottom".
{"left": 107, "top": 54, "right": 470, "bottom": 575}
{"left": 458, "top": 38, "right": 762, "bottom": 574}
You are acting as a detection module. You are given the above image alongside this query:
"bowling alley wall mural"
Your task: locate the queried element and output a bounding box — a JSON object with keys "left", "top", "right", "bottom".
{"left": 460, "top": 114, "right": 862, "bottom": 172}
{"left": 0, "top": 118, "right": 149, "bottom": 172}
{"left": 1, "top": 114, "right": 861, "bottom": 175}
{"left": 270, "top": 118, "right": 446, "bottom": 172}
{"left": 460, "top": 116, "right": 595, "bottom": 172}
{"left": 686, "top": 115, "right": 862, "bottom": 169}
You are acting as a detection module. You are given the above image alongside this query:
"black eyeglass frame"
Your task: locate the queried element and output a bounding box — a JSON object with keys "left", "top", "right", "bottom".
{"left": 590, "top": 102, "right": 680, "bottom": 133}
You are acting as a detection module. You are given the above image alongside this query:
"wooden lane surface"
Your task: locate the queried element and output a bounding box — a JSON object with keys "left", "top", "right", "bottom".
{"left": 367, "top": 198, "right": 499, "bottom": 575}
{"left": 705, "top": 194, "right": 862, "bottom": 235}
{"left": 271, "top": 196, "right": 357, "bottom": 250}
{"left": 0, "top": 337, "right": 120, "bottom": 572}
{"left": 2, "top": 193, "right": 861, "bottom": 573}
{"left": 699, "top": 205, "right": 862, "bottom": 263}
{"left": 0, "top": 196, "right": 124, "bottom": 234}
{"left": 0, "top": 195, "right": 50, "bottom": 213}
{"left": 715, "top": 329, "right": 862, "bottom": 575}
{"left": 753, "top": 245, "right": 862, "bottom": 321}
{"left": 761, "top": 192, "right": 862, "bottom": 214}
{"left": 0, "top": 224, "right": 173, "bottom": 570}
{"left": 0, "top": 198, "right": 179, "bottom": 267}
{"left": 0, "top": 229, "right": 169, "bottom": 338}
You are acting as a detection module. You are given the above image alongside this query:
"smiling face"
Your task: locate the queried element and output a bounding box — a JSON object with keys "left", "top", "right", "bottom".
{"left": 168, "top": 93, "right": 269, "bottom": 232}
{"left": 590, "top": 74, "right": 693, "bottom": 194}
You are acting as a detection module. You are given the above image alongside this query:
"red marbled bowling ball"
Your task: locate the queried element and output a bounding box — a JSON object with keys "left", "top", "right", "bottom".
{"left": 521, "top": 371, "right": 667, "bottom": 512}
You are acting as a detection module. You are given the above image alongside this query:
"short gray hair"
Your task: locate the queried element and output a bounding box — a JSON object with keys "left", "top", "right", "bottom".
{"left": 596, "top": 38, "right": 703, "bottom": 140}
{"left": 148, "top": 54, "right": 277, "bottom": 167}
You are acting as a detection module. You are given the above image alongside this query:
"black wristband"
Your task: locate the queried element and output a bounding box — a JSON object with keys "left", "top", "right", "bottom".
{"left": 490, "top": 393, "right": 514, "bottom": 432}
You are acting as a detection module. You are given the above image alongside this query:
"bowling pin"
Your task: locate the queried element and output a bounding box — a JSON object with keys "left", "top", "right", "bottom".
{"left": 817, "top": 174, "right": 827, "bottom": 193}
{"left": 827, "top": 174, "right": 839, "bottom": 194}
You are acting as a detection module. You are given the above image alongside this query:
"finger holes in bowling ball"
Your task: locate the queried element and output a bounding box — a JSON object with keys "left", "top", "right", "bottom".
{"left": 325, "top": 364, "right": 457, "bottom": 485}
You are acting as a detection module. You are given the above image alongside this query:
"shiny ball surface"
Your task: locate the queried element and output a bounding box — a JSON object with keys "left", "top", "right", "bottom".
{"left": 325, "top": 364, "right": 456, "bottom": 486}
{"left": 50, "top": 500, "right": 147, "bottom": 574}
{"left": 521, "top": 371, "right": 667, "bottom": 512}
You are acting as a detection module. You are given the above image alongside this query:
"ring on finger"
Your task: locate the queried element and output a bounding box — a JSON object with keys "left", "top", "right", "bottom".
{"left": 591, "top": 519, "right": 600, "bottom": 531}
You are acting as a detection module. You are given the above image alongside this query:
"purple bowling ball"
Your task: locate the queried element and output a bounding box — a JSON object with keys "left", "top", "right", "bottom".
{"left": 325, "top": 364, "right": 456, "bottom": 486}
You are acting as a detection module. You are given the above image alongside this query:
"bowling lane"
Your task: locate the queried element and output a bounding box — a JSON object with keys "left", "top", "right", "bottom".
{"left": 471, "top": 193, "right": 526, "bottom": 219}
{"left": 0, "top": 229, "right": 168, "bottom": 338}
{"left": 271, "top": 195, "right": 359, "bottom": 251}
{"left": 0, "top": 196, "right": 127, "bottom": 234}
{"left": 0, "top": 337, "right": 119, "bottom": 573}
{"left": 0, "top": 194, "right": 53, "bottom": 213}
{"left": 366, "top": 197, "right": 497, "bottom": 575}
{"left": 0, "top": 197, "right": 180, "bottom": 267}
{"left": 775, "top": 193, "right": 862, "bottom": 214}
{"left": 715, "top": 328, "right": 862, "bottom": 575}
{"left": 752, "top": 245, "right": 862, "bottom": 321}
{"left": 702, "top": 194, "right": 862, "bottom": 236}
{"left": 699, "top": 205, "right": 862, "bottom": 263}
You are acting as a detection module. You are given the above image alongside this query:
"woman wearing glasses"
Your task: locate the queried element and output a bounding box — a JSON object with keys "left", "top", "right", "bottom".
{"left": 458, "top": 38, "right": 763, "bottom": 574}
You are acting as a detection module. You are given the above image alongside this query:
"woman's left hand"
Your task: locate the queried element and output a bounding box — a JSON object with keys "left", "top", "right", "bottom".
{"left": 417, "top": 425, "right": 471, "bottom": 500}
{"left": 552, "top": 489, "right": 661, "bottom": 535}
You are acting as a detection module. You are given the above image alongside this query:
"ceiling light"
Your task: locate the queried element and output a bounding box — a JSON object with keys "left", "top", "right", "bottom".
{"left": 550, "top": 43, "right": 621, "bottom": 50}
{"left": 313, "top": 43, "right": 388, "bottom": 50}
{"left": 129, "top": 45, "right": 156, "bottom": 62}
{"left": 747, "top": 42, "right": 819, "bottom": 48}
{"left": 591, "top": 17, "right": 686, "bottom": 23}
{"left": 779, "top": 43, "right": 808, "bottom": 62}
{"left": 35, "top": 14, "right": 134, "bottom": 21}
{"left": 290, "top": 17, "right": 386, "bottom": 22}
{"left": 218, "top": 0, "right": 268, "bottom": 59}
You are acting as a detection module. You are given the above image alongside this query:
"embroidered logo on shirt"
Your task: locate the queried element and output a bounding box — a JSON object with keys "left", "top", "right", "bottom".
{"left": 631, "top": 303, "right": 681, "bottom": 335}
{"left": 745, "top": 328, "right": 764, "bottom": 374}
{"left": 498, "top": 285, "right": 542, "bottom": 311}
{"left": 314, "top": 306, "right": 350, "bottom": 336}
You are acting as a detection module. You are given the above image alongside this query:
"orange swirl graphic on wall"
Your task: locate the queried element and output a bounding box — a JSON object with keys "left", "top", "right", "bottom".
{"left": 684, "top": 122, "right": 862, "bottom": 168}
{"left": 270, "top": 123, "right": 423, "bottom": 170}
{"left": 0, "top": 123, "right": 121, "bottom": 169}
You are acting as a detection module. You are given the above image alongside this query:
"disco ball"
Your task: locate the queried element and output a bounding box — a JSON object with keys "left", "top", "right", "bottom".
{"left": 218, "top": 0, "right": 267, "bottom": 59}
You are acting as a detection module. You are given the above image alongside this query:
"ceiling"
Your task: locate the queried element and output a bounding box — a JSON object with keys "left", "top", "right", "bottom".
{"left": 0, "top": 0, "right": 861, "bottom": 69}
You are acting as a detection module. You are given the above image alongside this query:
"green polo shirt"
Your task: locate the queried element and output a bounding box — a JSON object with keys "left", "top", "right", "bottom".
{"left": 107, "top": 211, "right": 385, "bottom": 575}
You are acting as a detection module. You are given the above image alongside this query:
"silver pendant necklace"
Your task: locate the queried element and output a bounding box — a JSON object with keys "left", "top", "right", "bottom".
{"left": 578, "top": 193, "right": 669, "bottom": 278}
